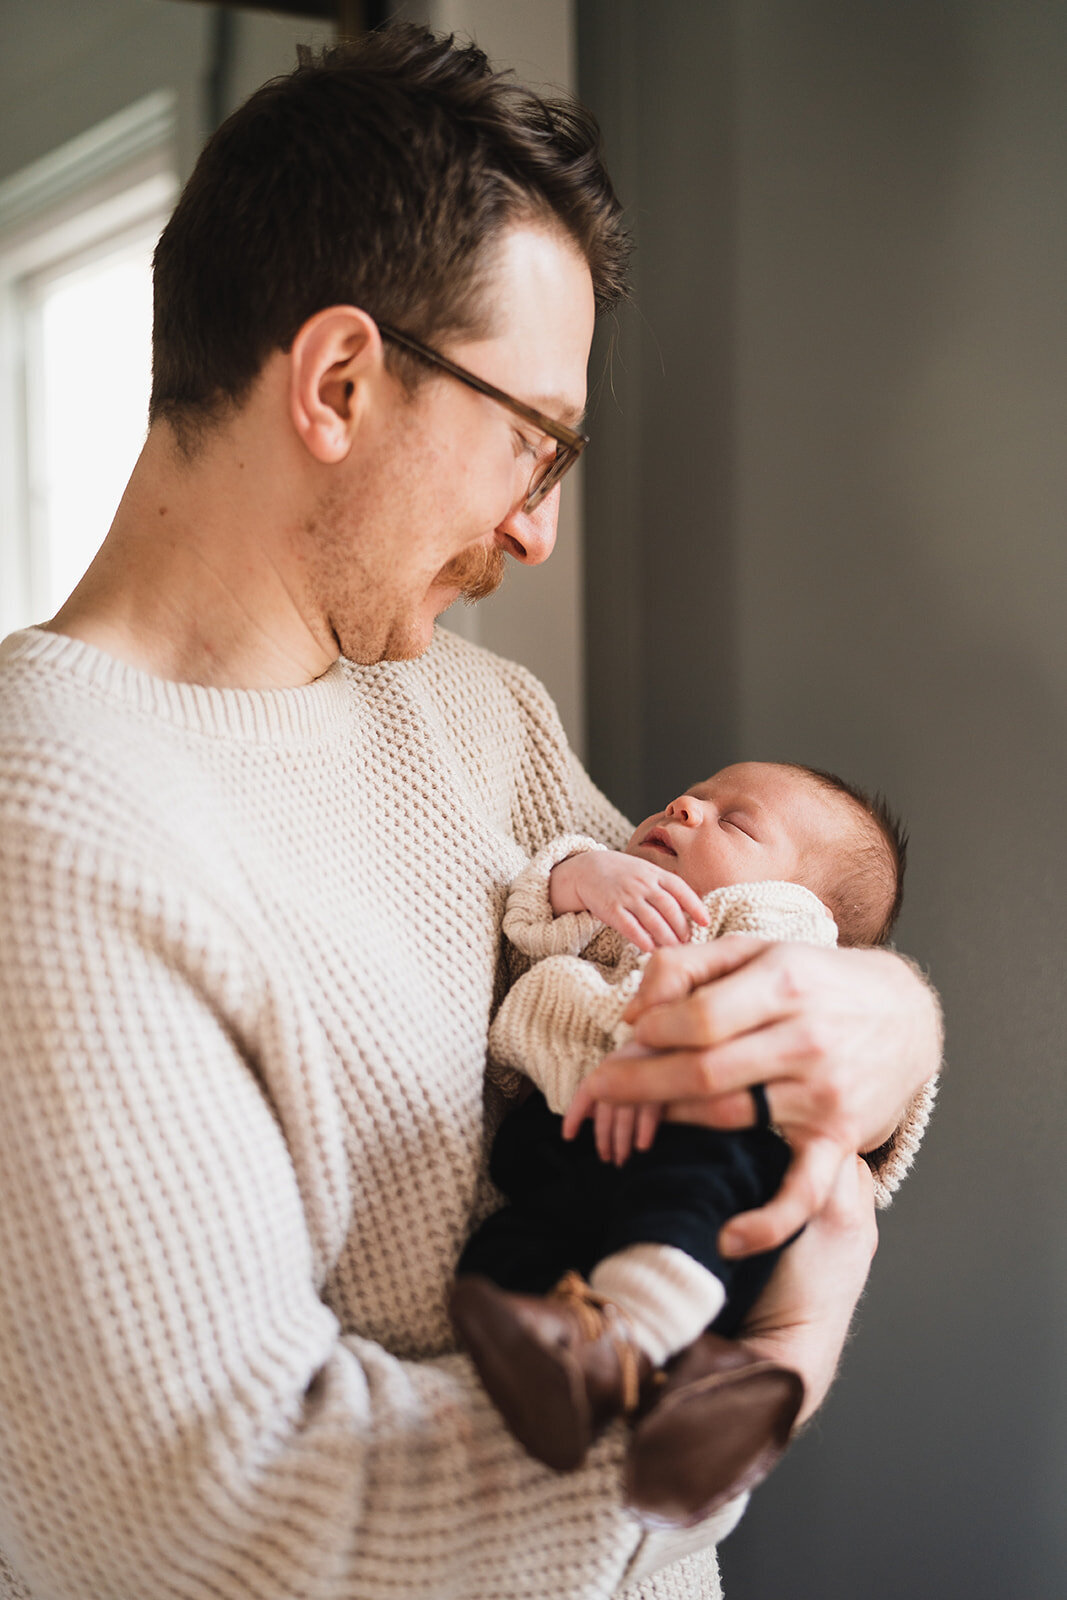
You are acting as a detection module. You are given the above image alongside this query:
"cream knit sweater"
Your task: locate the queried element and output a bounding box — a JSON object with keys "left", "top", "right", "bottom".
{"left": 0, "top": 625, "right": 749, "bottom": 1600}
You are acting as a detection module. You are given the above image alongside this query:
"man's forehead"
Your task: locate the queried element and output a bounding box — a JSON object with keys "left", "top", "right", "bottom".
{"left": 460, "top": 224, "right": 594, "bottom": 415}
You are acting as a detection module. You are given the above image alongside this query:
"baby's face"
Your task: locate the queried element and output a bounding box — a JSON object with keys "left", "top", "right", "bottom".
{"left": 626, "top": 762, "right": 843, "bottom": 899}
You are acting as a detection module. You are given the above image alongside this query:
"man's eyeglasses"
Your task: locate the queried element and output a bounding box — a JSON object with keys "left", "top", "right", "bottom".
{"left": 377, "top": 323, "right": 589, "bottom": 515}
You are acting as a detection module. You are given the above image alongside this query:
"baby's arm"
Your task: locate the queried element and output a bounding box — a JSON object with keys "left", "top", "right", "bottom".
{"left": 549, "top": 850, "right": 709, "bottom": 953}
{"left": 544, "top": 853, "right": 707, "bottom": 1158}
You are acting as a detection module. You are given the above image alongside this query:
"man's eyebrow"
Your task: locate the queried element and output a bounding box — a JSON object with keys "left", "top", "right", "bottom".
{"left": 531, "top": 396, "right": 587, "bottom": 430}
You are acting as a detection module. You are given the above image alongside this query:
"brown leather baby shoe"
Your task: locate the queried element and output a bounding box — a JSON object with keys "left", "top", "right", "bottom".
{"left": 450, "top": 1271, "right": 653, "bottom": 1471}
{"left": 625, "top": 1331, "right": 804, "bottom": 1526}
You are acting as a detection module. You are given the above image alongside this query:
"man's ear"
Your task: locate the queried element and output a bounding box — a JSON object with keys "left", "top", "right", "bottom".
{"left": 288, "top": 306, "right": 384, "bottom": 463}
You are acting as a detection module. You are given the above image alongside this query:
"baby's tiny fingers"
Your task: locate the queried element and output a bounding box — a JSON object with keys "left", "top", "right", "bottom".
{"left": 635, "top": 1103, "right": 663, "bottom": 1151}
{"left": 563, "top": 1080, "right": 596, "bottom": 1139}
{"left": 614, "top": 909, "right": 656, "bottom": 954}
{"left": 611, "top": 1105, "right": 637, "bottom": 1166}
{"left": 595, "top": 1099, "right": 616, "bottom": 1162}
{"left": 648, "top": 888, "right": 691, "bottom": 943}
{"left": 665, "top": 876, "right": 711, "bottom": 926}
{"left": 635, "top": 903, "right": 684, "bottom": 948}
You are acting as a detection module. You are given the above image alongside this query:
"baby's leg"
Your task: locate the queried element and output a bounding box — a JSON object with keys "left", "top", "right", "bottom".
{"left": 457, "top": 1088, "right": 609, "bottom": 1291}
{"left": 602, "top": 1120, "right": 793, "bottom": 1335}
{"left": 594, "top": 1123, "right": 803, "bottom": 1523}
{"left": 590, "top": 1243, "right": 725, "bottom": 1366}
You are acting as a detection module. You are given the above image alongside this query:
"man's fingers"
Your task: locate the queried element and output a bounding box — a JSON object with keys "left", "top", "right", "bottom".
{"left": 628, "top": 943, "right": 799, "bottom": 1052}
{"left": 585, "top": 1017, "right": 809, "bottom": 1110}
{"left": 719, "top": 1139, "right": 846, "bottom": 1258}
{"left": 579, "top": 1047, "right": 693, "bottom": 1108}
{"left": 621, "top": 935, "right": 774, "bottom": 1028}
{"left": 662, "top": 1089, "right": 765, "bottom": 1130}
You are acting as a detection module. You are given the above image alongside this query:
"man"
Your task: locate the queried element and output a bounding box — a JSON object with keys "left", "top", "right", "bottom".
{"left": 0, "top": 25, "right": 939, "bottom": 1600}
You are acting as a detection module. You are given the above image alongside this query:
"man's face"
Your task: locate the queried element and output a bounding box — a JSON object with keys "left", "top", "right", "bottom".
{"left": 304, "top": 224, "right": 596, "bottom": 664}
{"left": 626, "top": 762, "right": 848, "bottom": 899}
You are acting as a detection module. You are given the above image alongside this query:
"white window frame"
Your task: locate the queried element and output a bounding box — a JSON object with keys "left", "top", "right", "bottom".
{"left": 0, "top": 91, "right": 178, "bottom": 635}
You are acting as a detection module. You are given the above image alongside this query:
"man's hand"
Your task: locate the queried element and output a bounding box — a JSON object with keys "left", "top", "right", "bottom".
{"left": 740, "top": 1155, "right": 879, "bottom": 1426}
{"left": 569, "top": 935, "right": 941, "bottom": 1255}
{"left": 548, "top": 851, "right": 709, "bottom": 952}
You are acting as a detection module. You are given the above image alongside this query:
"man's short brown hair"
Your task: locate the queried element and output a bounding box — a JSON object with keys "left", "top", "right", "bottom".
{"left": 150, "top": 22, "right": 629, "bottom": 448}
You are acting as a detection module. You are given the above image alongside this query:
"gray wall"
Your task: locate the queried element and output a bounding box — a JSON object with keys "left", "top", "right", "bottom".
{"left": 579, "top": 3, "right": 1067, "bottom": 1597}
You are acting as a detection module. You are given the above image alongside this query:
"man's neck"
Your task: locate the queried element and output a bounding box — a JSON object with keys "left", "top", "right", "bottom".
{"left": 46, "top": 418, "right": 338, "bottom": 691}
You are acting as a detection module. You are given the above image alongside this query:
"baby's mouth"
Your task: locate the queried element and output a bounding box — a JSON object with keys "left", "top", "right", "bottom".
{"left": 642, "top": 827, "right": 676, "bottom": 856}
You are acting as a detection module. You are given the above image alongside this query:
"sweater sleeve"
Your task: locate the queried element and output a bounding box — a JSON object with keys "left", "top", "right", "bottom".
{"left": 698, "top": 881, "right": 839, "bottom": 947}
{"left": 500, "top": 833, "right": 609, "bottom": 958}
{"left": 1, "top": 827, "right": 732, "bottom": 1600}
{"left": 863, "top": 1071, "right": 940, "bottom": 1208}
{"left": 489, "top": 946, "right": 644, "bottom": 1115}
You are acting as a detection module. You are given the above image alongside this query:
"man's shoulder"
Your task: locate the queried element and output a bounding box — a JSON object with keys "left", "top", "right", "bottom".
{"left": 0, "top": 630, "right": 226, "bottom": 869}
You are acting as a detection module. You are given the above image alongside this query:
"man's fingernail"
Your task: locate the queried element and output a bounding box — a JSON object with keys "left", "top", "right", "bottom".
{"left": 720, "top": 1226, "right": 745, "bottom": 1255}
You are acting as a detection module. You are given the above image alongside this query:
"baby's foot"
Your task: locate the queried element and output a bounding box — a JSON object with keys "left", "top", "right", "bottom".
{"left": 625, "top": 1331, "right": 803, "bottom": 1525}
{"left": 449, "top": 1271, "right": 653, "bottom": 1471}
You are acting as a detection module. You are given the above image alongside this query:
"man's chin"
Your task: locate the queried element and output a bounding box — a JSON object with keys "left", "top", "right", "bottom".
{"left": 435, "top": 546, "right": 507, "bottom": 604}
{"left": 333, "top": 611, "right": 436, "bottom": 666}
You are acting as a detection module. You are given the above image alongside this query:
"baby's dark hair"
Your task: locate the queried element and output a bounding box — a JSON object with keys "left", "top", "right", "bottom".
{"left": 792, "top": 766, "right": 908, "bottom": 947}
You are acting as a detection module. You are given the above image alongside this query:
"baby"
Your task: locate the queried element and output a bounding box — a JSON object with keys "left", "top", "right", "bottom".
{"left": 450, "top": 761, "right": 906, "bottom": 1525}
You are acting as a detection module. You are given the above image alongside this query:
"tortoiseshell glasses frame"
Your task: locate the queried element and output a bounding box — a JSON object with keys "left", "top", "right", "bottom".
{"left": 377, "top": 322, "right": 589, "bottom": 514}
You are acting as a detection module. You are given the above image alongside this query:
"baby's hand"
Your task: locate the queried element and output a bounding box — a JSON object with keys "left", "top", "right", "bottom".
{"left": 563, "top": 1075, "right": 665, "bottom": 1164}
{"left": 549, "top": 850, "right": 709, "bottom": 952}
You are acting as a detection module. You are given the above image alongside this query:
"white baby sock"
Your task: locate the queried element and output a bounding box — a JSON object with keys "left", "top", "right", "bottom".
{"left": 590, "top": 1243, "right": 726, "bottom": 1367}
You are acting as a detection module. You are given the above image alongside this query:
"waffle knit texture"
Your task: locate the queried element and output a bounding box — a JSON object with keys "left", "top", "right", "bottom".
{"left": 491, "top": 844, "right": 938, "bottom": 1209}
{"left": 0, "top": 624, "right": 749, "bottom": 1600}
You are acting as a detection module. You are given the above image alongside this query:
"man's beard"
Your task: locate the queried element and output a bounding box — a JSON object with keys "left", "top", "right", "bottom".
{"left": 436, "top": 544, "right": 507, "bottom": 603}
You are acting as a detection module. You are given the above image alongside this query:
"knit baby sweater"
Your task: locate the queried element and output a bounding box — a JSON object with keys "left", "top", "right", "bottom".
{"left": 0, "top": 625, "right": 745, "bottom": 1600}
{"left": 490, "top": 839, "right": 936, "bottom": 1209}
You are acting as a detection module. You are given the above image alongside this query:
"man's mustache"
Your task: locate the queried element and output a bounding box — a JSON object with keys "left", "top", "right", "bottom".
{"left": 438, "top": 545, "right": 506, "bottom": 603}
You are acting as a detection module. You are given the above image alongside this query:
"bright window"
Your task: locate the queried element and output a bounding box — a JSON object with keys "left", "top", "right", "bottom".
{"left": 0, "top": 93, "right": 177, "bottom": 635}
{"left": 24, "top": 225, "right": 160, "bottom": 616}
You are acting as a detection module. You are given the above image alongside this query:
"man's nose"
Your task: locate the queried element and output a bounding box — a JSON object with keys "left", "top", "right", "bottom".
{"left": 665, "top": 796, "right": 701, "bottom": 826}
{"left": 494, "top": 484, "right": 560, "bottom": 566}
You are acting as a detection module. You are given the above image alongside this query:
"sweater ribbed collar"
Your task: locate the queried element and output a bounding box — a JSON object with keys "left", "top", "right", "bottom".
{"left": 0, "top": 627, "right": 354, "bottom": 743}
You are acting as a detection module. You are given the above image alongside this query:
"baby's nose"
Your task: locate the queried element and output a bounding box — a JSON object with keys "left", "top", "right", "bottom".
{"left": 665, "top": 796, "right": 700, "bottom": 825}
